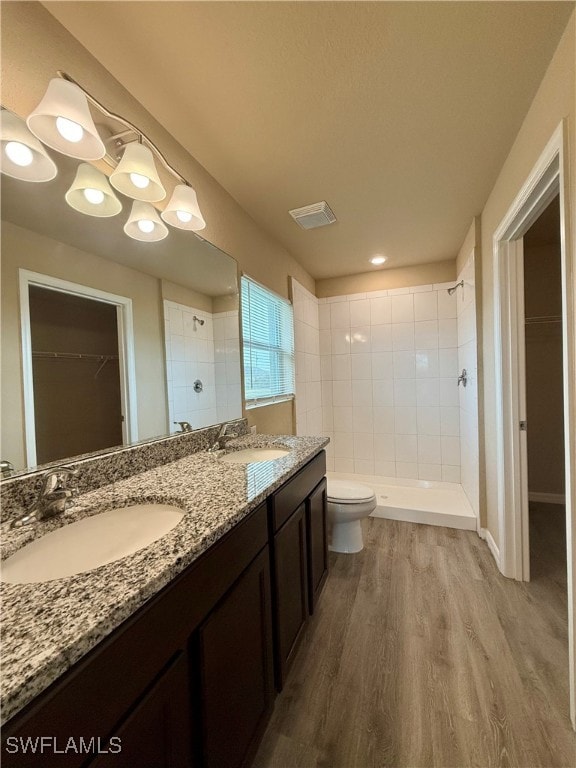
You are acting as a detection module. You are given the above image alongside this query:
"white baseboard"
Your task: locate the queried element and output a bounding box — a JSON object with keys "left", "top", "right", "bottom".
{"left": 481, "top": 527, "right": 500, "bottom": 568}
{"left": 528, "top": 491, "right": 566, "bottom": 505}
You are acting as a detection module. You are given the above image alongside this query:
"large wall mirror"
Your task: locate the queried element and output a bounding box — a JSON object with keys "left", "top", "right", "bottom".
{"left": 1, "top": 109, "right": 242, "bottom": 476}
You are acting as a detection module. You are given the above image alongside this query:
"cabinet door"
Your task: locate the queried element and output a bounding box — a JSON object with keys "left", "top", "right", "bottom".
{"left": 273, "top": 502, "right": 308, "bottom": 690}
{"left": 88, "top": 652, "right": 193, "bottom": 768}
{"left": 198, "top": 546, "right": 274, "bottom": 768}
{"left": 306, "top": 478, "right": 328, "bottom": 614}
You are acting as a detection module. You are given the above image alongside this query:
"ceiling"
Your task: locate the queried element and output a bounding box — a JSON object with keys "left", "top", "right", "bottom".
{"left": 43, "top": 1, "right": 573, "bottom": 280}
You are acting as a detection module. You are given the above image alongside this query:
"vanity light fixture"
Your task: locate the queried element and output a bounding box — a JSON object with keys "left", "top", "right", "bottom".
{"left": 110, "top": 142, "right": 166, "bottom": 203}
{"left": 26, "top": 78, "right": 106, "bottom": 161}
{"left": 370, "top": 255, "right": 387, "bottom": 266}
{"left": 124, "top": 200, "right": 168, "bottom": 242}
{"left": 161, "top": 184, "right": 206, "bottom": 231}
{"left": 65, "top": 163, "right": 122, "bottom": 217}
{"left": 2, "top": 72, "right": 207, "bottom": 238}
{"left": 0, "top": 110, "right": 57, "bottom": 182}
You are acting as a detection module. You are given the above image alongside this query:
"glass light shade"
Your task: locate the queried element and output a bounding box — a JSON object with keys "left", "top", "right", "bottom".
{"left": 110, "top": 143, "right": 166, "bottom": 202}
{"left": 161, "top": 184, "right": 206, "bottom": 231}
{"left": 0, "top": 110, "right": 57, "bottom": 182}
{"left": 27, "top": 78, "right": 105, "bottom": 160}
{"left": 124, "top": 200, "right": 168, "bottom": 242}
{"left": 65, "top": 163, "right": 122, "bottom": 217}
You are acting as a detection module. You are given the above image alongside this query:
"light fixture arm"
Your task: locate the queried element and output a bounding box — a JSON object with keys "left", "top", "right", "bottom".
{"left": 56, "top": 70, "right": 188, "bottom": 186}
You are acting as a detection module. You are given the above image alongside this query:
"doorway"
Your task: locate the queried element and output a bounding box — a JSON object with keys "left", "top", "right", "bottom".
{"left": 19, "top": 269, "right": 139, "bottom": 466}
{"left": 29, "top": 286, "right": 123, "bottom": 464}
{"left": 492, "top": 122, "right": 575, "bottom": 725}
{"left": 523, "top": 195, "right": 567, "bottom": 604}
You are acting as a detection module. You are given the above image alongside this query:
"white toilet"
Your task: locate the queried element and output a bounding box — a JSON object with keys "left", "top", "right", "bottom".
{"left": 327, "top": 478, "right": 377, "bottom": 553}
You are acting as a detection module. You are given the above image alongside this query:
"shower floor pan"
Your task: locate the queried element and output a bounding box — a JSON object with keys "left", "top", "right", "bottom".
{"left": 328, "top": 472, "right": 477, "bottom": 531}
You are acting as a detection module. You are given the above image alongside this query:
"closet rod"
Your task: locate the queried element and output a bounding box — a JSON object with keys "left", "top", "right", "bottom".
{"left": 32, "top": 351, "right": 119, "bottom": 361}
{"left": 524, "top": 315, "right": 562, "bottom": 325}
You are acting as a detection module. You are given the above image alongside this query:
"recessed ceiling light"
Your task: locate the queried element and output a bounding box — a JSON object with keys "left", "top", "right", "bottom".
{"left": 370, "top": 255, "right": 387, "bottom": 265}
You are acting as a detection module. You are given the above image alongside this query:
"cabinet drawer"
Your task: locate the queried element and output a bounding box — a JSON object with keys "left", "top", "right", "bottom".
{"left": 270, "top": 451, "right": 326, "bottom": 531}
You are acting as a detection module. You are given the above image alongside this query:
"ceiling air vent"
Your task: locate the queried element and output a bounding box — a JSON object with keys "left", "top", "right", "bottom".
{"left": 288, "top": 201, "right": 336, "bottom": 230}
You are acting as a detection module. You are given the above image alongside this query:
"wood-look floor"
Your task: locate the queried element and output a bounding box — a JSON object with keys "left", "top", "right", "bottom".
{"left": 253, "top": 507, "right": 575, "bottom": 768}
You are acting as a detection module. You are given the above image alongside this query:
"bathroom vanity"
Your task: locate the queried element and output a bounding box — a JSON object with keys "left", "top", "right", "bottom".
{"left": 0, "top": 435, "right": 328, "bottom": 768}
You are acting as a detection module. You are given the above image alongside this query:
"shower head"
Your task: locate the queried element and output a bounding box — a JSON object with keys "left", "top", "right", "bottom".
{"left": 192, "top": 315, "right": 205, "bottom": 327}
{"left": 447, "top": 280, "right": 464, "bottom": 296}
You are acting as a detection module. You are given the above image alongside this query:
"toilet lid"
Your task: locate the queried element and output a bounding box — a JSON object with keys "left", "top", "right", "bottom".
{"left": 327, "top": 479, "right": 375, "bottom": 504}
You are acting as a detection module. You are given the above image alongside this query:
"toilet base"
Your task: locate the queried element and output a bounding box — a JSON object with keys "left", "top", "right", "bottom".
{"left": 329, "top": 519, "right": 364, "bottom": 554}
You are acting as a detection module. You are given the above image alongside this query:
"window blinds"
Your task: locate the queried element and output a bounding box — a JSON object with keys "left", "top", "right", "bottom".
{"left": 241, "top": 275, "right": 295, "bottom": 408}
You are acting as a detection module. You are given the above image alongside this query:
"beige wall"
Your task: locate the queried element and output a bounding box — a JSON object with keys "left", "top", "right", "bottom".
{"left": 213, "top": 294, "right": 240, "bottom": 314}
{"left": 1, "top": 1, "right": 316, "bottom": 435}
{"left": 315, "top": 259, "right": 455, "bottom": 298}
{"left": 479, "top": 12, "right": 575, "bottom": 545}
{"left": 456, "top": 218, "right": 481, "bottom": 276}
{"left": 1, "top": 221, "right": 169, "bottom": 469}
{"left": 161, "top": 280, "right": 213, "bottom": 314}
{"left": 456, "top": 217, "right": 486, "bottom": 526}
{"left": 245, "top": 400, "right": 294, "bottom": 436}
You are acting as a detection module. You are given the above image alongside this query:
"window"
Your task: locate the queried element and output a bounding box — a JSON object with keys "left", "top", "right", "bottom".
{"left": 241, "top": 275, "right": 295, "bottom": 408}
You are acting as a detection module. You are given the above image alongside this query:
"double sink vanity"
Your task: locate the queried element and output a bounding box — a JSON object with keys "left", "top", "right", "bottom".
{"left": 0, "top": 426, "right": 329, "bottom": 767}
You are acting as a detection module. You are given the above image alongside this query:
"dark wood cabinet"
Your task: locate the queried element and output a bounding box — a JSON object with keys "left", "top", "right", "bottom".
{"left": 2, "top": 503, "right": 270, "bottom": 768}
{"left": 2, "top": 452, "right": 328, "bottom": 768}
{"left": 88, "top": 653, "right": 193, "bottom": 768}
{"left": 197, "top": 547, "right": 274, "bottom": 768}
{"left": 306, "top": 478, "right": 328, "bottom": 614}
{"left": 268, "top": 451, "right": 327, "bottom": 691}
{"left": 272, "top": 502, "right": 308, "bottom": 689}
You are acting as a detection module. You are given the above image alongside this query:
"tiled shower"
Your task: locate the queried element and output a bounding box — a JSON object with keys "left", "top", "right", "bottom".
{"left": 293, "top": 273, "right": 479, "bottom": 514}
{"left": 164, "top": 300, "right": 242, "bottom": 431}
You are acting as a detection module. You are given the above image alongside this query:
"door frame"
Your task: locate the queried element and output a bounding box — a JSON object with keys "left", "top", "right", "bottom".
{"left": 492, "top": 120, "right": 575, "bottom": 724}
{"left": 19, "top": 269, "right": 139, "bottom": 466}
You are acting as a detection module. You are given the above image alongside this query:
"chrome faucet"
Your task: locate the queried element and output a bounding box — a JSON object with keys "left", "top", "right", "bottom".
{"left": 11, "top": 466, "right": 79, "bottom": 528}
{"left": 174, "top": 421, "right": 193, "bottom": 433}
{"left": 1, "top": 460, "right": 15, "bottom": 479}
{"left": 208, "top": 422, "right": 238, "bottom": 452}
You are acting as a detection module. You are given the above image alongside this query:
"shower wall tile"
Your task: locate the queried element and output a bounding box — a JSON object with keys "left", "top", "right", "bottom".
{"left": 164, "top": 301, "right": 240, "bottom": 430}
{"left": 350, "top": 299, "right": 371, "bottom": 327}
{"left": 319, "top": 282, "right": 461, "bottom": 480}
{"left": 307, "top": 282, "right": 465, "bottom": 482}
{"left": 213, "top": 309, "right": 242, "bottom": 422}
{"left": 391, "top": 294, "right": 414, "bottom": 323}
{"left": 414, "top": 292, "right": 438, "bottom": 321}
{"left": 292, "top": 279, "right": 322, "bottom": 437}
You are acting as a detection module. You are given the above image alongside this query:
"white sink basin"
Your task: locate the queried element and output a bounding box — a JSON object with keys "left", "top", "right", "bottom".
{"left": 219, "top": 447, "right": 290, "bottom": 464}
{"left": 2, "top": 504, "right": 184, "bottom": 584}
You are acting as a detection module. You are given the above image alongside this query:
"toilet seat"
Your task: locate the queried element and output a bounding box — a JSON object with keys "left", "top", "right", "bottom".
{"left": 327, "top": 479, "right": 376, "bottom": 504}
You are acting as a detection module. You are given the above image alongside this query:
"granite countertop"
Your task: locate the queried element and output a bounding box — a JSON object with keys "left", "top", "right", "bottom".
{"left": 0, "top": 434, "right": 328, "bottom": 724}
